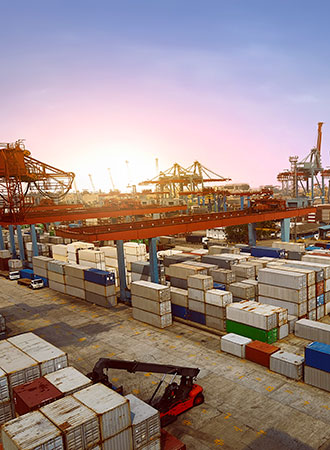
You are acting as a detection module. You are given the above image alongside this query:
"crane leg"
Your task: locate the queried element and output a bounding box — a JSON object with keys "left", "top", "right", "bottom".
{"left": 17, "top": 225, "right": 25, "bottom": 262}
{"left": 248, "top": 223, "right": 256, "bottom": 246}
{"left": 149, "top": 238, "right": 159, "bottom": 284}
{"left": 0, "top": 227, "right": 4, "bottom": 251}
{"left": 9, "top": 225, "right": 17, "bottom": 259}
{"left": 281, "top": 218, "right": 290, "bottom": 242}
{"left": 116, "top": 240, "right": 127, "bottom": 302}
{"left": 30, "top": 224, "right": 39, "bottom": 256}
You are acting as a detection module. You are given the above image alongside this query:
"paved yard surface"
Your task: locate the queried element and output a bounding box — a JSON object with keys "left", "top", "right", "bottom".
{"left": 0, "top": 278, "right": 330, "bottom": 450}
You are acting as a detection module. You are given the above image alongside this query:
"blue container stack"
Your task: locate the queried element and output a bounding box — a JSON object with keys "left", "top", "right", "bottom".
{"left": 304, "top": 342, "right": 330, "bottom": 392}
{"left": 83, "top": 269, "right": 117, "bottom": 308}
{"left": 19, "top": 269, "right": 34, "bottom": 280}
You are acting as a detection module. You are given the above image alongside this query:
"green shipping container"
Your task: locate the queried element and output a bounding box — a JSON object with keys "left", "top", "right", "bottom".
{"left": 226, "top": 319, "right": 278, "bottom": 344}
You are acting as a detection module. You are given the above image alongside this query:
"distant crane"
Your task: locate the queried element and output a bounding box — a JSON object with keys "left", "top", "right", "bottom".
{"left": 125, "top": 160, "right": 132, "bottom": 189}
{"left": 88, "top": 174, "right": 96, "bottom": 193}
{"left": 107, "top": 168, "right": 115, "bottom": 191}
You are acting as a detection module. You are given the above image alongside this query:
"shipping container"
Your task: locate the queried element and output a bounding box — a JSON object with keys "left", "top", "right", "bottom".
{"left": 188, "top": 298, "right": 205, "bottom": 314}
{"left": 226, "top": 301, "right": 277, "bottom": 331}
{"left": 305, "top": 341, "right": 330, "bottom": 373}
{"left": 258, "top": 268, "right": 306, "bottom": 289}
{"left": 45, "top": 366, "right": 92, "bottom": 396}
{"left": 278, "top": 323, "right": 289, "bottom": 340}
{"left": 245, "top": 341, "right": 279, "bottom": 368}
{"left": 209, "top": 268, "right": 236, "bottom": 284}
{"left": 125, "top": 394, "right": 160, "bottom": 449}
{"left": 251, "top": 246, "right": 285, "bottom": 258}
{"left": 205, "top": 304, "right": 226, "bottom": 319}
{"left": 220, "top": 333, "right": 252, "bottom": 358}
{"left": 205, "top": 315, "right": 226, "bottom": 331}
{"left": 258, "top": 296, "right": 307, "bottom": 317}
{"left": 0, "top": 400, "right": 14, "bottom": 425}
{"left": 84, "top": 281, "right": 116, "bottom": 297}
{"left": 101, "top": 428, "right": 133, "bottom": 450}
{"left": 188, "top": 288, "right": 205, "bottom": 302}
{"left": 1, "top": 410, "right": 64, "bottom": 450}
{"left": 0, "top": 367, "right": 10, "bottom": 402}
{"left": 41, "top": 395, "right": 100, "bottom": 449}
{"left": 49, "top": 280, "right": 66, "bottom": 294}
{"left": 47, "top": 260, "right": 66, "bottom": 274}
{"left": 8, "top": 333, "right": 68, "bottom": 376}
{"left": 132, "top": 309, "right": 172, "bottom": 328}
{"left": 169, "top": 277, "right": 187, "bottom": 290}
{"left": 170, "top": 287, "right": 188, "bottom": 307}
{"left": 131, "top": 281, "right": 170, "bottom": 302}
{"left": 73, "top": 383, "right": 131, "bottom": 440}
{"left": 188, "top": 310, "right": 206, "bottom": 325}
{"left": 205, "top": 289, "right": 232, "bottom": 307}
{"left": 270, "top": 351, "right": 304, "bottom": 380}
{"left": 171, "top": 304, "right": 189, "bottom": 319}
{"left": 132, "top": 296, "right": 171, "bottom": 316}
{"left": 295, "top": 319, "right": 330, "bottom": 345}
{"left": 66, "top": 285, "right": 85, "bottom": 299}
{"left": 13, "top": 377, "right": 63, "bottom": 415}
{"left": 160, "top": 429, "right": 186, "bottom": 450}
{"left": 201, "top": 255, "right": 238, "bottom": 269}
{"left": 187, "top": 274, "right": 213, "bottom": 291}
{"left": 304, "top": 365, "right": 330, "bottom": 392}
{"left": 226, "top": 320, "right": 277, "bottom": 344}
{"left": 85, "top": 291, "right": 117, "bottom": 308}
{"left": 259, "top": 284, "right": 307, "bottom": 303}
{"left": 228, "top": 282, "right": 255, "bottom": 300}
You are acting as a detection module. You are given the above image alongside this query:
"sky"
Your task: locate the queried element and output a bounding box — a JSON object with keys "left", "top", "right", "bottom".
{"left": 2, "top": 0, "right": 330, "bottom": 192}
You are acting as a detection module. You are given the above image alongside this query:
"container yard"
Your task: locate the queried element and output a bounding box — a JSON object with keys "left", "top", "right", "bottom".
{"left": 2, "top": 2, "right": 330, "bottom": 449}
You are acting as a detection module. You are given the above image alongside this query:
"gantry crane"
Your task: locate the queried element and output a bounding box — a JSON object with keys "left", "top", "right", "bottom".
{"left": 0, "top": 139, "right": 75, "bottom": 222}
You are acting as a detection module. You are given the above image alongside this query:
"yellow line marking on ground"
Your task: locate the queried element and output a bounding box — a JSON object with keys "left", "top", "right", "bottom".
{"left": 79, "top": 337, "right": 86, "bottom": 342}
{"left": 234, "top": 426, "right": 242, "bottom": 432}
{"left": 182, "top": 419, "right": 191, "bottom": 426}
{"left": 257, "top": 430, "right": 266, "bottom": 436}
{"left": 107, "top": 353, "right": 115, "bottom": 357}
{"left": 93, "top": 345, "right": 99, "bottom": 349}
{"left": 304, "top": 401, "right": 310, "bottom": 405}
{"left": 255, "top": 377, "right": 261, "bottom": 381}
{"left": 265, "top": 386, "right": 274, "bottom": 392}
{"left": 169, "top": 345, "right": 176, "bottom": 349}
{"left": 132, "top": 389, "right": 140, "bottom": 394}
{"left": 285, "top": 389, "right": 293, "bottom": 394}
{"left": 224, "top": 413, "right": 231, "bottom": 419}
{"left": 321, "top": 405, "right": 329, "bottom": 410}
{"left": 189, "top": 354, "right": 196, "bottom": 358}
{"left": 214, "top": 439, "right": 224, "bottom": 446}
{"left": 144, "top": 373, "right": 152, "bottom": 377}
{"left": 112, "top": 377, "right": 118, "bottom": 382}
{"left": 151, "top": 381, "right": 157, "bottom": 385}
{"left": 201, "top": 409, "right": 207, "bottom": 413}
{"left": 92, "top": 314, "right": 98, "bottom": 318}
{"left": 238, "top": 375, "right": 244, "bottom": 379}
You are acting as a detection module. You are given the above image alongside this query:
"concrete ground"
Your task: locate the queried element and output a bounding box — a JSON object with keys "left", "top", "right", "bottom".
{"left": 0, "top": 278, "right": 330, "bottom": 450}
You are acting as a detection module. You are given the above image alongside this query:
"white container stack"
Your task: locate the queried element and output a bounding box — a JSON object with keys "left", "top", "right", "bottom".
{"left": 0, "top": 368, "right": 12, "bottom": 426}
{"left": 47, "top": 260, "right": 67, "bottom": 294}
{"left": 209, "top": 268, "right": 236, "bottom": 287}
{"left": 32, "top": 255, "right": 53, "bottom": 279}
{"left": 40, "top": 396, "right": 101, "bottom": 449}
{"left": 8, "top": 332, "right": 68, "bottom": 376}
{"left": 187, "top": 274, "right": 213, "bottom": 315}
{"left": 51, "top": 244, "right": 68, "bottom": 262}
{"left": 65, "top": 263, "right": 87, "bottom": 300}
{"left": 269, "top": 350, "right": 304, "bottom": 380}
{"left": 73, "top": 383, "right": 132, "bottom": 448}
{"left": 45, "top": 366, "right": 92, "bottom": 396}
{"left": 220, "top": 333, "right": 252, "bottom": 358}
{"left": 125, "top": 394, "right": 160, "bottom": 449}
{"left": 227, "top": 281, "right": 255, "bottom": 302}
{"left": 165, "top": 262, "right": 207, "bottom": 289}
{"left": 205, "top": 289, "right": 233, "bottom": 331}
{"left": 67, "top": 242, "right": 95, "bottom": 264}
{"left": 295, "top": 319, "right": 330, "bottom": 345}
{"left": 131, "top": 281, "right": 172, "bottom": 328}
{"left": 232, "top": 263, "right": 256, "bottom": 281}
{"left": 78, "top": 249, "right": 106, "bottom": 270}
{"left": 8, "top": 259, "right": 23, "bottom": 271}
{"left": 1, "top": 410, "right": 64, "bottom": 450}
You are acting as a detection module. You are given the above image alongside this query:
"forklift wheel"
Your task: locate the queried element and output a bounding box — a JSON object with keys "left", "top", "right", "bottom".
{"left": 193, "top": 393, "right": 204, "bottom": 406}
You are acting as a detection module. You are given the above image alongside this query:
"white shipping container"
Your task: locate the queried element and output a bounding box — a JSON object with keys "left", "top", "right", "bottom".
{"left": 258, "top": 268, "right": 306, "bottom": 289}
{"left": 47, "top": 260, "right": 66, "bottom": 274}
{"left": 48, "top": 271, "right": 65, "bottom": 284}
{"left": 85, "top": 280, "right": 116, "bottom": 297}
{"left": 188, "top": 298, "right": 205, "bottom": 314}
{"left": 170, "top": 287, "right": 188, "bottom": 307}
{"left": 258, "top": 296, "right": 307, "bottom": 317}
{"left": 270, "top": 350, "right": 304, "bottom": 380}
{"left": 0, "top": 400, "right": 14, "bottom": 425}
{"left": 34, "top": 266, "right": 48, "bottom": 278}
{"left": 132, "top": 296, "right": 171, "bottom": 316}
{"left": 317, "top": 305, "right": 325, "bottom": 320}
{"left": 326, "top": 302, "right": 330, "bottom": 315}
{"left": 65, "top": 263, "right": 86, "bottom": 279}
{"left": 8, "top": 332, "right": 68, "bottom": 376}
{"left": 131, "top": 281, "right": 170, "bottom": 302}
{"left": 73, "top": 383, "right": 131, "bottom": 440}
{"left": 1, "top": 410, "right": 64, "bottom": 450}
{"left": 45, "top": 367, "right": 92, "bottom": 396}
{"left": 65, "top": 275, "right": 85, "bottom": 289}
{"left": 267, "top": 263, "right": 315, "bottom": 286}
{"left": 221, "top": 333, "right": 252, "bottom": 358}
{"left": 205, "top": 315, "right": 226, "bottom": 331}
{"left": 41, "top": 396, "right": 100, "bottom": 449}
{"left": 205, "top": 289, "right": 233, "bottom": 307}
{"left": 278, "top": 323, "right": 289, "bottom": 339}
{"left": 209, "top": 268, "right": 236, "bottom": 284}
{"left": 132, "top": 308, "right": 172, "bottom": 328}
{"left": 227, "top": 282, "right": 255, "bottom": 300}
{"left": 66, "top": 285, "right": 86, "bottom": 299}
{"left": 295, "top": 319, "right": 330, "bottom": 344}
{"left": 125, "top": 394, "right": 160, "bottom": 449}
{"left": 49, "top": 280, "right": 66, "bottom": 294}
{"left": 308, "top": 297, "right": 316, "bottom": 311}
{"left": 102, "top": 427, "right": 133, "bottom": 450}
{"left": 304, "top": 365, "right": 330, "bottom": 392}
{"left": 272, "top": 241, "right": 305, "bottom": 252}
{"left": 307, "top": 310, "right": 317, "bottom": 321}
{"left": 0, "top": 367, "right": 10, "bottom": 403}
{"left": 0, "top": 341, "right": 40, "bottom": 393}
{"left": 226, "top": 301, "right": 277, "bottom": 330}
{"left": 308, "top": 285, "right": 316, "bottom": 299}
{"left": 232, "top": 263, "right": 255, "bottom": 279}
{"left": 187, "top": 274, "right": 213, "bottom": 291}
{"left": 165, "top": 263, "right": 207, "bottom": 280}
{"left": 205, "top": 304, "right": 226, "bottom": 319}
{"left": 188, "top": 288, "right": 205, "bottom": 302}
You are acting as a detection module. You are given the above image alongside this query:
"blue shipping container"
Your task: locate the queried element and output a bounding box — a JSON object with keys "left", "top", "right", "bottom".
{"left": 171, "top": 304, "right": 189, "bottom": 320}
{"left": 251, "top": 246, "right": 285, "bottom": 258}
{"left": 240, "top": 246, "right": 251, "bottom": 253}
{"left": 305, "top": 341, "right": 330, "bottom": 373}
{"left": 188, "top": 310, "right": 206, "bottom": 325}
{"left": 84, "top": 269, "right": 115, "bottom": 286}
{"left": 317, "top": 294, "right": 325, "bottom": 306}
{"left": 213, "top": 282, "right": 226, "bottom": 291}
{"left": 19, "top": 269, "right": 34, "bottom": 280}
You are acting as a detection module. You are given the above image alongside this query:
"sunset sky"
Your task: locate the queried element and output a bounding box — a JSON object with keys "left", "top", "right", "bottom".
{"left": 2, "top": 1, "right": 330, "bottom": 192}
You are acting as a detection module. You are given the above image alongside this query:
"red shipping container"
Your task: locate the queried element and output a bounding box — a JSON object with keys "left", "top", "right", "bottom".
{"left": 13, "top": 377, "right": 63, "bottom": 415}
{"left": 316, "top": 281, "right": 324, "bottom": 296}
{"left": 245, "top": 341, "right": 279, "bottom": 368}
{"left": 161, "top": 429, "right": 186, "bottom": 450}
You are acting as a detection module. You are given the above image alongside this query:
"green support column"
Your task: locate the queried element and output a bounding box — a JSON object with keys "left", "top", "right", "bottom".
{"left": 248, "top": 223, "right": 256, "bottom": 246}
{"left": 116, "top": 240, "right": 128, "bottom": 302}
{"left": 281, "top": 218, "right": 290, "bottom": 242}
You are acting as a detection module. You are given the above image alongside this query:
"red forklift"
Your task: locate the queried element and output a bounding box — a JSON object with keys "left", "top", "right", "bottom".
{"left": 87, "top": 358, "right": 204, "bottom": 425}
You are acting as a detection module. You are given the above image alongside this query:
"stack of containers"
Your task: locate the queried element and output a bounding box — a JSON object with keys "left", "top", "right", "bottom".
{"left": 209, "top": 268, "right": 236, "bottom": 289}
{"left": 163, "top": 253, "right": 199, "bottom": 269}
{"left": 272, "top": 241, "right": 305, "bottom": 260}
{"left": 51, "top": 244, "right": 68, "bottom": 262}
{"left": 2, "top": 411, "right": 65, "bottom": 449}
{"left": 0, "top": 340, "right": 41, "bottom": 424}
{"left": 165, "top": 262, "right": 207, "bottom": 289}
{"left": 226, "top": 300, "right": 288, "bottom": 343}
{"left": 26, "top": 242, "right": 46, "bottom": 262}
{"left": 232, "top": 263, "right": 256, "bottom": 282}
{"left": 73, "top": 383, "right": 133, "bottom": 448}
{"left": 304, "top": 341, "right": 330, "bottom": 392}
{"left": 208, "top": 245, "right": 240, "bottom": 255}
{"left": 32, "top": 255, "right": 53, "bottom": 286}
{"left": 240, "top": 279, "right": 258, "bottom": 300}
{"left": 227, "top": 282, "right": 255, "bottom": 302}
{"left": 258, "top": 268, "right": 307, "bottom": 318}
{"left": 220, "top": 333, "right": 252, "bottom": 358}
{"left": 65, "top": 263, "right": 87, "bottom": 300}
{"left": 302, "top": 254, "right": 330, "bottom": 317}
{"left": 78, "top": 249, "right": 106, "bottom": 270}
{"left": 101, "top": 246, "right": 121, "bottom": 272}
{"left": 270, "top": 350, "right": 304, "bottom": 380}
{"left": 125, "top": 394, "right": 161, "bottom": 450}
{"left": 245, "top": 341, "right": 279, "bottom": 368}
{"left": 0, "top": 250, "right": 11, "bottom": 271}
{"left": 250, "top": 246, "right": 285, "bottom": 258}
{"left": 295, "top": 319, "right": 330, "bottom": 344}
{"left": 40, "top": 396, "right": 101, "bottom": 448}
{"left": 8, "top": 332, "right": 68, "bottom": 376}
{"left": 49, "top": 236, "right": 64, "bottom": 245}
{"left": 0, "top": 314, "right": 6, "bottom": 339}
{"left": 187, "top": 274, "right": 214, "bottom": 325}
{"left": 84, "top": 269, "right": 117, "bottom": 308}
{"left": 131, "top": 281, "right": 172, "bottom": 328}
{"left": 205, "top": 289, "right": 233, "bottom": 331}
{"left": 182, "top": 260, "right": 218, "bottom": 275}
{"left": 267, "top": 262, "right": 317, "bottom": 320}
{"left": 67, "top": 242, "right": 94, "bottom": 264}
{"left": 45, "top": 366, "right": 92, "bottom": 396}
{"left": 201, "top": 254, "right": 239, "bottom": 269}
{"left": 124, "top": 242, "right": 148, "bottom": 271}
{"left": 8, "top": 259, "right": 23, "bottom": 271}
{"left": 131, "top": 261, "right": 165, "bottom": 284}
{"left": 47, "top": 260, "right": 67, "bottom": 294}
{"left": 170, "top": 287, "right": 189, "bottom": 320}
